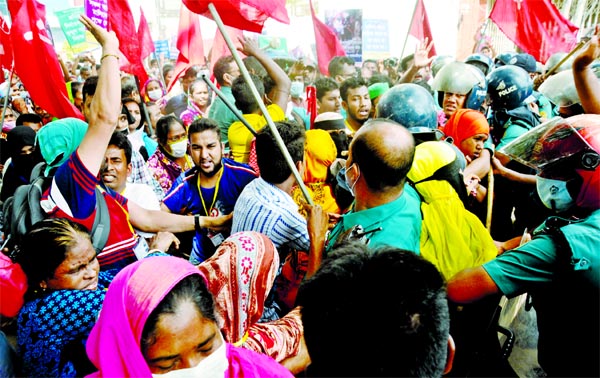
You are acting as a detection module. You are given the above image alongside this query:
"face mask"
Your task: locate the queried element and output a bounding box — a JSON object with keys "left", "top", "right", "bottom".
{"left": 290, "top": 81, "right": 304, "bottom": 98}
{"left": 337, "top": 165, "right": 358, "bottom": 196}
{"left": 152, "top": 335, "right": 228, "bottom": 378}
{"left": 148, "top": 89, "right": 163, "bottom": 101}
{"left": 168, "top": 139, "right": 188, "bottom": 158}
{"left": 2, "top": 120, "right": 16, "bottom": 132}
{"left": 536, "top": 176, "right": 576, "bottom": 213}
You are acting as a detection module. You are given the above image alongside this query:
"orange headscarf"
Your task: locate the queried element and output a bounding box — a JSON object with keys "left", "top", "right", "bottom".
{"left": 443, "top": 109, "right": 489, "bottom": 155}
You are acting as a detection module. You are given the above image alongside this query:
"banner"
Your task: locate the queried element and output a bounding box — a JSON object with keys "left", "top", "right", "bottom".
{"left": 324, "top": 9, "right": 362, "bottom": 62}
{"left": 84, "top": 0, "right": 107, "bottom": 29}
{"left": 55, "top": 7, "right": 86, "bottom": 48}
{"left": 362, "top": 19, "right": 389, "bottom": 60}
{"left": 154, "top": 39, "right": 170, "bottom": 59}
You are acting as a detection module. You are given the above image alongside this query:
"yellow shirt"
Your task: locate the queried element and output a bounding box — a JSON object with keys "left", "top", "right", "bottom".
{"left": 228, "top": 104, "right": 286, "bottom": 163}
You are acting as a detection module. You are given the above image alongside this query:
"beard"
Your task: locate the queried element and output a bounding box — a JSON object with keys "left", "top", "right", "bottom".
{"left": 201, "top": 159, "right": 223, "bottom": 177}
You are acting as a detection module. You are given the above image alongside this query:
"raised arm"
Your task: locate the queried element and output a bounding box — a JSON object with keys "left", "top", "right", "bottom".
{"left": 573, "top": 26, "right": 600, "bottom": 115}
{"left": 77, "top": 15, "right": 121, "bottom": 176}
{"left": 238, "top": 36, "right": 291, "bottom": 111}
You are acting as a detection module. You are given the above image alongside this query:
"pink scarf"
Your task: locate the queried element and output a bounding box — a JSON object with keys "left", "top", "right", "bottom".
{"left": 86, "top": 256, "right": 199, "bottom": 377}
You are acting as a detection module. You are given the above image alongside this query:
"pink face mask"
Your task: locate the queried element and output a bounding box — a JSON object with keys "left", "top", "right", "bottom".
{"left": 2, "top": 120, "right": 16, "bottom": 132}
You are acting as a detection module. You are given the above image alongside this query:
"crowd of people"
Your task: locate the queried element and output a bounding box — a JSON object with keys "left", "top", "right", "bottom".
{"left": 0, "top": 12, "right": 598, "bottom": 378}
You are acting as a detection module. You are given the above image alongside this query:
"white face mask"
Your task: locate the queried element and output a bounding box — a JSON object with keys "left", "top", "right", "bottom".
{"left": 148, "top": 89, "right": 163, "bottom": 101}
{"left": 536, "top": 176, "right": 576, "bottom": 213}
{"left": 151, "top": 335, "right": 228, "bottom": 378}
{"left": 168, "top": 139, "right": 188, "bottom": 158}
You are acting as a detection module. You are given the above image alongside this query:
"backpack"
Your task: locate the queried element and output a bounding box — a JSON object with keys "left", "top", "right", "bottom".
{"left": 1, "top": 162, "right": 110, "bottom": 254}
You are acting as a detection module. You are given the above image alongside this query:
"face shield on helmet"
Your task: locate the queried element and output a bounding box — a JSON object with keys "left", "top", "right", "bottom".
{"left": 432, "top": 61, "right": 487, "bottom": 111}
{"left": 376, "top": 83, "right": 442, "bottom": 142}
{"left": 499, "top": 115, "right": 600, "bottom": 210}
{"left": 431, "top": 55, "right": 455, "bottom": 78}
{"left": 465, "top": 53, "right": 494, "bottom": 76}
{"left": 538, "top": 65, "right": 600, "bottom": 108}
{"left": 486, "top": 65, "right": 533, "bottom": 110}
{"left": 544, "top": 52, "right": 573, "bottom": 75}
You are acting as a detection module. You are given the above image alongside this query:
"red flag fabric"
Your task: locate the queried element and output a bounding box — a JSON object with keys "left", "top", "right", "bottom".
{"left": 309, "top": 0, "right": 345, "bottom": 76}
{"left": 409, "top": 0, "right": 437, "bottom": 57}
{"left": 182, "top": 0, "right": 289, "bottom": 33}
{"left": 8, "top": 0, "right": 82, "bottom": 119}
{"left": 0, "top": 14, "right": 12, "bottom": 72}
{"left": 490, "top": 0, "right": 579, "bottom": 64}
{"left": 138, "top": 8, "right": 155, "bottom": 61}
{"left": 107, "top": 0, "right": 148, "bottom": 84}
{"left": 208, "top": 25, "right": 244, "bottom": 75}
{"left": 166, "top": 3, "right": 206, "bottom": 93}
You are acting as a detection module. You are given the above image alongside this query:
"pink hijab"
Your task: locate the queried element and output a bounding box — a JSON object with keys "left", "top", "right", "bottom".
{"left": 85, "top": 256, "right": 200, "bottom": 377}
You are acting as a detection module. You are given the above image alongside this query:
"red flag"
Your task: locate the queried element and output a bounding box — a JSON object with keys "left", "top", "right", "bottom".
{"left": 107, "top": 0, "right": 148, "bottom": 84}
{"left": 8, "top": 0, "right": 82, "bottom": 119}
{"left": 138, "top": 7, "right": 155, "bottom": 61}
{"left": 182, "top": 0, "right": 289, "bottom": 33}
{"left": 0, "top": 13, "right": 12, "bottom": 77}
{"left": 166, "top": 3, "right": 206, "bottom": 93}
{"left": 409, "top": 0, "right": 437, "bottom": 57}
{"left": 208, "top": 25, "right": 244, "bottom": 75}
{"left": 490, "top": 0, "right": 579, "bottom": 63}
{"left": 309, "top": 0, "right": 345, "bottom": 76}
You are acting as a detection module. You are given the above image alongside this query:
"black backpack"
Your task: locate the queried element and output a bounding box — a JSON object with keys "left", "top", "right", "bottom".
{"left": 1, "top": 162, "right": 110, "bottom": 253}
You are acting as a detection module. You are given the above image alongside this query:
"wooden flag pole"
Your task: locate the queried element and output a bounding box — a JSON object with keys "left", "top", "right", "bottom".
{"left": 400, "top": 0, "right": 420, "bottom": 59}
{"left": 207, "top": 3, "right": 314, "bottom": 205}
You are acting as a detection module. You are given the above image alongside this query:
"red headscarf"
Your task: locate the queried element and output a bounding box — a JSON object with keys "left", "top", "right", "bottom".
{"left": 443, "top": 109, "right": 489, "bottom": 156}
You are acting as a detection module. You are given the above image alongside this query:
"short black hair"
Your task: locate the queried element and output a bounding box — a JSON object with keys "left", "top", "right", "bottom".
{"left": 256, "top": 120, "right": 305, "bottom": 184}
{"left": 121, "top": 79, "right": 138, "bottom": 99}
{"left": 243, "top": 56, "right": 267, "bottom": 79}
{"left": 232, "top": 74, "right": 264, "bottom": 114}
{"left": 400, "top": 54, "right": 415, "bottom": 72}
{"left": 328, "top": 56, "right": 355, "bottom": 78}
{"left": 70, "top": 81, "right": 83, "bottom": 98}
{"left": 340, "top": 76, "right": 368, "bottom": 102}
{"left": 16, "top": 113, "right": 42, "bottom": 126}
{"left": 155, "top": 114, "right": 184, "bottom": 145}
{"left": 162, "top": 63, "right": 174, "bottom": 80}
{"left": 108, "top": 131, "right": 133, "bottom": 164}
{"left": 315, "top": 77, "right": 339, "bottom": 102}
{"left": 82, "top": 76, "right": 99, "bottom": 103}
{"left": 213, "top": 55, "right": 235, "bottom": 86}
{"left": 188, "top": 117, "right": 220, "bottom": 140}
{"left": 298, "top": 242, "right": 449, "bottom": 377}
{"left": 368, "top": 73, "right": 393, "bottom": 87}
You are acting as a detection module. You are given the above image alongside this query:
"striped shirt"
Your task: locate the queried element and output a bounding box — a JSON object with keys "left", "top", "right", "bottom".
{"left": 232, "top": 177, "right": 310, "bottom": 252}
{"left": 41, "top": 151, "right": 137, "bottom": 272}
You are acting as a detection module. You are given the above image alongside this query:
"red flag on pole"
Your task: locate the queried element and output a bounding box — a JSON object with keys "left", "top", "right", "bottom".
{"left": 166, "top": 3, "right": 206, "bottom": 93}
{"left": 138, "top": 8, "right": 155, "bottom": 61}
{"left": 8, "top": 0, "right": 82, "bottom": 119}
{"left": 107, "top": 0, "right": 148, "bottom": 84}
{"left": 309, "top": 0, "right": 345, "bottom": 76}
{"left": 408, "top": 0, "right": 437, "bottom": 57}
{"left": 0, "top": 13, "right": 12, "bottom": 83}
{"left": 182, "top": 0, "right": 289, "bottom": 33}
{"left": 489, "top": 0, "right": 579, "bottom": 63}
{"left": 208, "top": 25, "right": 244, "bottom": 75}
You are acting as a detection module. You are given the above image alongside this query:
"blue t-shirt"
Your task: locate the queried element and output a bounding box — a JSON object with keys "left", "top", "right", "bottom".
{"left": 162, "top": 158, "right": 257, "bottom": 263}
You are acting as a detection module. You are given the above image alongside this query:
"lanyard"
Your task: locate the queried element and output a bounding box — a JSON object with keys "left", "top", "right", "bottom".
{"left": 197, "top": 167, "right": 224, "bottom": 216}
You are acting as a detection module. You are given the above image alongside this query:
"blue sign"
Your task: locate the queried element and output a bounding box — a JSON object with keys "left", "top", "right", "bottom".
{"left": 363, "top": 19, "right": 389, "bottom": 53}
{"left": 154, "top": 39, "right": 170, "bottom": 58}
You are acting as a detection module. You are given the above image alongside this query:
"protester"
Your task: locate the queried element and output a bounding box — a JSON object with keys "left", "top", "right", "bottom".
{"left": 161, "top": 118, "right": 257, "bottom": 264}
{"left": 340, "top": 77, "right": 371, "bottom": 134}
{"left": 328, "top": 56, "right": 357, "bottom": 84}
{"left": 15, "top": 218, "right": 115, "bottom": 377}
{"left": 298, "top": 242, "right": 454, "bottom": 377}
{"left": 0, "top": 126, "right": 40, "bottom": 202}
{"left": 180, "top": 79, "right": 210, "bottom": 127}
{"left": 208, "top": 56, "right": 241, "bottom": 145}
{"left": 164, "top": 66, "right": 199, "bottom": 118}
{"left": 147, "top": 114, "right": 194, "bottom": 193}
{"left": 314, "top": 77, "right": 342, "bottom": 114}
{"left": 85, "top": 255, "right": 293, "bottom": 377}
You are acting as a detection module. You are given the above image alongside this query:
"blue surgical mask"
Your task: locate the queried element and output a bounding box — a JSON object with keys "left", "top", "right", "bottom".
{"left": 337, "top": 165, "right": 358, "bottom": 196}
{"left": 536, "top": 176, "right": 575, "bottom": 213}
